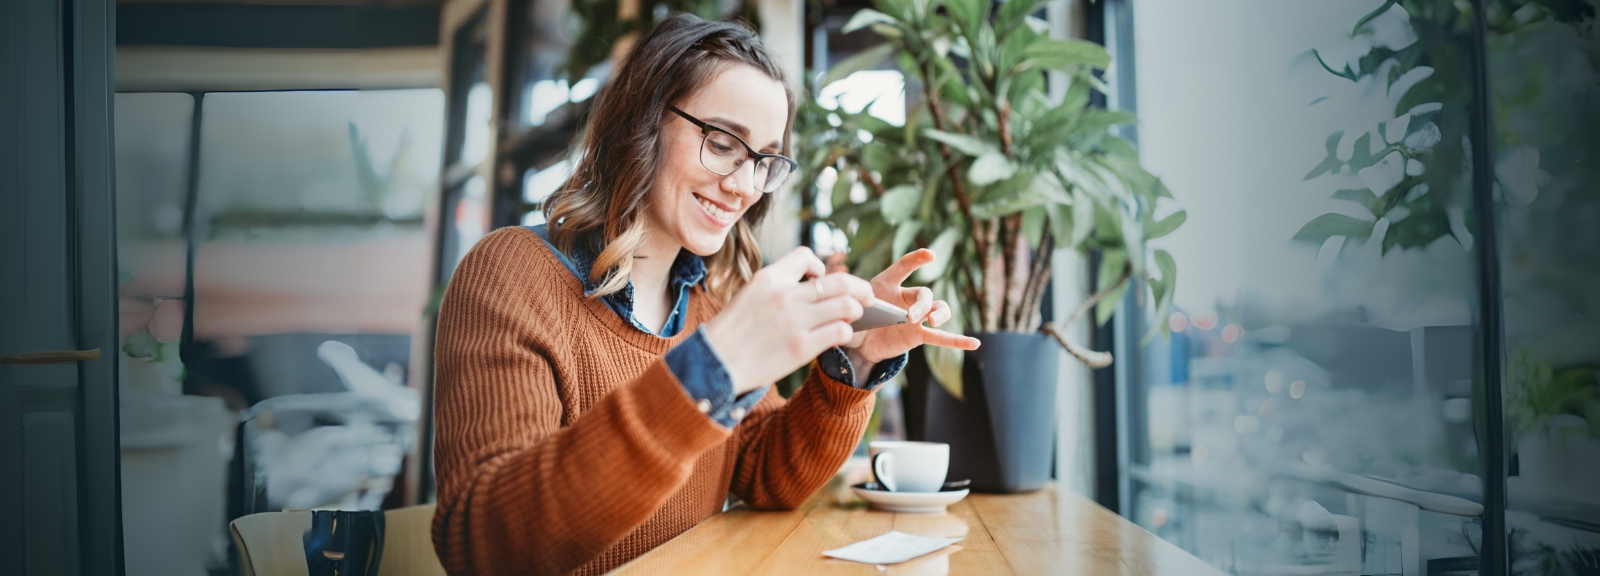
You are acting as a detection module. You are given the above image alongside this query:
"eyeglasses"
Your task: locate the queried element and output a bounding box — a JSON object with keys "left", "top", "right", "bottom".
{"left": 668, "top": 106, "right": 797, "bottom": 194}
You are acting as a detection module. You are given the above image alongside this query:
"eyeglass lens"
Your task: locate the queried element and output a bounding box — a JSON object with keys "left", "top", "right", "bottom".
{"left": 699, "top": 131, "right": 791, "bottom": 192}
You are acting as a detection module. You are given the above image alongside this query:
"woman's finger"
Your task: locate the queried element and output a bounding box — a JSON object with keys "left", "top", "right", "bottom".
{"left": 832, "top": 273, "right": 875, "bottom": 305}
{"left": 804, "top": 295, "right": 864, "bottom": 330}
{"left": 919, "top": 326, "right": 981, "bottom": 350}
{"left": 767, "top": 246, "right": 826, "bottom": 284}
{"left": 900, "top": 287, "right": 933, "bottom": 321}
{"left": 806, "top": 273, "right": 872, "bottom": 304}
{"left": 802, "top": 321, "right": 856, "bottom": 352}
{"left": 927, "top": 300, "right": 952, "bottom": 327}
{"left": 874, "top": 249, "right": 936, "bottom": 288}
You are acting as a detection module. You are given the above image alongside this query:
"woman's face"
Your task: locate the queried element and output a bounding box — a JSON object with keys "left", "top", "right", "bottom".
{"left": 645, "top": 63, "right": 788, "bottom": 257}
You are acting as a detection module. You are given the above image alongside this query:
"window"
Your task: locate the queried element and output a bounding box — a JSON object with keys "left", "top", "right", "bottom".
{"left": 1114, "top": 0, "right": 1600, "bottom": 574}
{"left": 114, "top": 88, "right": 444, "bottom": 574}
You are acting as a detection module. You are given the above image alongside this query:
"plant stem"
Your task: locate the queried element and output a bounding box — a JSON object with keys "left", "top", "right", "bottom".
{"left": 1002, "top": 213, "right": 1029, "bottom": 330}
{"left": 920, "top": 62, "right": 981, "bottom": 250}
{"left": 981, "top": 220, "right": 1005, "bottom": 332}
{"left": 855, "top": 166, "right": 887, "bottom": 197}
{"left": 998, "top": 101, "right": 1013, "bottom": 156}
{"left": 1042, "top": 265, "right": 1131, "bottom": 368}
{"left": 1019, "top": 229, "right": 1055, "bottom": 333}
{"left": 1042, "top": 322, "right": 1112, "bottom": 369}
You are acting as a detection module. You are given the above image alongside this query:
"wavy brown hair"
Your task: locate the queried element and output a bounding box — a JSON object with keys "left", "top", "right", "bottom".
{"left": 543, "top": 14, "right": 796, "bottom": 303}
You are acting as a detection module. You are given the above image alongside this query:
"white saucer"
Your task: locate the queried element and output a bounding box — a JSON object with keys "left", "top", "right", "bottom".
{"left": 851, "top": 483, "right": 970, "bottom": 513}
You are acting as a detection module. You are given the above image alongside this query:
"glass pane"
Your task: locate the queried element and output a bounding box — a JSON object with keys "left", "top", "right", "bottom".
{"left": 451, "top": 174, "right": 489, "bottom": 270}
{"left": 510, "top": 0, "right": 591, "bottom": 129}
{"left": 460, "top": 82, "right": 493, "bottom": 166}
{"left": 113, "top": 92, "right": 216, "bottom": 576}
{"left": 523, "top": 159, "right": 570, "bottom": 204}
{"left": 1125, "top": 2, "right": 1487, "bottom": 574}
{"left": 1487, "top": 4, "right": 1600, "bottom": 572}
{"left": 189, "top": 89, "right": 444, "bottom": 515}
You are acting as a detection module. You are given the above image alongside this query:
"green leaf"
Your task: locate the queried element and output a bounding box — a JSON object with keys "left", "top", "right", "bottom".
{"left": 972, "top": 188, "right": 1048, "bottom": 219}
{"left": 1096, "top": 280, "right": 1128, "bottom": 327}
{"left": 968, "top": 152, "right": 1016, "bottom": 186}
{"left": 923, "top": 129, "right": 995, "bottom": 157}
{"left": 1019, "top": 39, "right": 1111, "bottom": 72}
{"left": 1094, "top": 246, "right": 1132, "bottom": 326}
{"left": 892, "top": 220, "right": 924, "bottom": 258}
{"left": 880, "top": 185, "right": 922, "bottom": 223}
{"left": 943, "top": 0, "right": 989, "bottom": 35}
{"left": 854, "top": 234, "right": 895, "bottom": 278}
{"left": 1119, "top": 201, "right": 1145, "bottom": 276}
{"left": 861, "top": 143, "right": 899, "bottom": 173}
{"left": 1096, "top": 248, "right": 1127, "bottom": 292}
{"left": 1291, "top": 213, "right": 1376, "bottom": 244}
{"left": 848, "top": 216, "right": 890, "bottom": 256}
{"left": 1146, "top": 209, "right": 1187, "bottom": 240}
{"left": 843, "top": 9, "right": 897, "bottom": 33}
{"left": 874, "top": 0, "right": 912, "bottom": 23}
{"left": 925, "top": 278, "right": 966, "bottom": 400}
{"left": 1347, "top": 132, "right": 1379, "bottom": 171}
{"left": 915, "top": 228, "right": 963, "bottom": 283}
{"left": 1303, "top": 130, "right": 1344, "bottom": 180}
{"left": 831, "top": 169, "right": 855, "bottom": 208}
{"left": 1141, "top": 251, "right": 1176, "bottom": 345}
{"left": 1071, "top": 109, "right": 1138, "bottom": 142}
{"left": 1153, "top": 249, "right": 1176, "bottom": 293}
{"left": 1047, "top": 203, "right": 1075, "bottom": 248}
{"left": 1070, "top": 188, "right": 1095, "bottom": 248}
{"left": 995, "top": 0, "right": 1046, "bottom": 36}
{"left": 821, "top": 43, "right": 896, "bottom": 89}
{"left": 1331, "top": 188, "right": 1380, "bottom": 215}
{"left": 122, "top": 330, "right": 160, "bottom": 359}
{"left": 870, "top": 22, "right": 903, "bottom": 39}
{"left": 1022, "top": 206, "right": 1046, "bottom": 248}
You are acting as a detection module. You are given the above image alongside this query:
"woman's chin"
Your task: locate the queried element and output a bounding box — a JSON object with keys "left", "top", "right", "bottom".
{"left": 683, "top": 234, "right": 729, "bottom": 257}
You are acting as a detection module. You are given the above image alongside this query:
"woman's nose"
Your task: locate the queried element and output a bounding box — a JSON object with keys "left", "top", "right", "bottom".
{"left": 721, "top": 160, "right": 759, "bottom": 197}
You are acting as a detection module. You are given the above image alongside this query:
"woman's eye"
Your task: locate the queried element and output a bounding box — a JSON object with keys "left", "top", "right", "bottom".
{"left": 709, "top": 142, "right": 735, "bottom": 154}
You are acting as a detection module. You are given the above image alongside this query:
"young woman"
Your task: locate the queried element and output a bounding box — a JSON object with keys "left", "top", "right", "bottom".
{"left": 430, "top": 14, "right": 978, "bottom": 576}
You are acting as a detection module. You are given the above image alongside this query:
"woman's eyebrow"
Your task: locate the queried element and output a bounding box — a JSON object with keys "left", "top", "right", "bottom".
{"left": 706, "top": 116, "right": 782, "bottom": 151}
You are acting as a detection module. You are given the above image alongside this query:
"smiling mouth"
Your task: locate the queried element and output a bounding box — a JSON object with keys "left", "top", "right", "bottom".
{"left": 694, "top": 193, "right": 737, "bottom": 225}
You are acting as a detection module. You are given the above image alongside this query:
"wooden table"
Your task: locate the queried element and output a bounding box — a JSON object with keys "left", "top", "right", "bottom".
{"left": 609, "top": 479, "right": 1226, "bottom": 575}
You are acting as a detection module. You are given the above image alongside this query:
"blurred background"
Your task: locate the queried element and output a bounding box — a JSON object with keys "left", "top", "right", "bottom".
{"left": 104, "top": 0, "right": 1597, "bottom": 575}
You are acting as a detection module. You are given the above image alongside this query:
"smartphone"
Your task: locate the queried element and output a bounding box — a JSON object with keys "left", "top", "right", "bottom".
{"left": 851, "top": 298, "right": 910, "bottom": 331}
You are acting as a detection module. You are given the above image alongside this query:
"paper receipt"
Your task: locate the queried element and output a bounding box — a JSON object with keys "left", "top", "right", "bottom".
{"left": 822, "top": 531, "right": 963, "bottom": 564}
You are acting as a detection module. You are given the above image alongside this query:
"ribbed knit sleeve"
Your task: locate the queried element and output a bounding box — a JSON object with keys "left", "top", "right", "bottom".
{"left": 430, "top": 229, "right": 731, "bottom": 576}
{"left": 728, "top": 365, "right": 877, "bottom": 509}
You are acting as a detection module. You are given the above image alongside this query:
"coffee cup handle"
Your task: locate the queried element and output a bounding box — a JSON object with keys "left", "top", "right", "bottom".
{"left": 871, "top": 452, "right": 896, "bottom": 492}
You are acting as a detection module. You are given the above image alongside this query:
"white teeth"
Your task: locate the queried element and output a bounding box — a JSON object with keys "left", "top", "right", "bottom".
{"left": 698, "top": 196, "right": 734, "bottom": 223}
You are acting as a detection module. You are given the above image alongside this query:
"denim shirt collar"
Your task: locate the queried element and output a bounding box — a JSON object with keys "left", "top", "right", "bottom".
{"left": 558, "top": 228, "right": 707, "bottom": 299}
{"left": 529, "top": 223, "right": 706, "bottom": 335}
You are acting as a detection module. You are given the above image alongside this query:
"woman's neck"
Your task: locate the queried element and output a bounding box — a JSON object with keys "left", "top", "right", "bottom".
{"left": 628, "top": 231, "right": 681, "bottom": 333}
{"left": 630, "top": 233, "right": 681, "bottom": 295}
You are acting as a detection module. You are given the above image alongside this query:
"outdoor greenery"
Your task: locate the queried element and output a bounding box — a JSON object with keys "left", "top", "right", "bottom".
{"left": 798, "top": 0, "right": 1182, "bottom": 398}
{"left": 563, "top": 0, "right": 760, "bottom": 82}
{"left": 1293, "top": 0, "right": 1593, "bottom": 254}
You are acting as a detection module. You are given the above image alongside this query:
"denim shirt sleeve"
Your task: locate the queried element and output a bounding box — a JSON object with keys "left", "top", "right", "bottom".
{"left": 816, "top": 347, "right": 909, "bottom": 390}
{"left": 664, "top": 327, "right": 769, "bottom": 428}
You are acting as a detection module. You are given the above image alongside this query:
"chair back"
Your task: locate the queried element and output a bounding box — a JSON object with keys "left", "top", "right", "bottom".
{"left": 231, "top": 505, "right": 445, "bottom": 576}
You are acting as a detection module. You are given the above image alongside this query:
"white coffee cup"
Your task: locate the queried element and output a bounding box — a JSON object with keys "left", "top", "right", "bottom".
{"left": 868, "top": 441, "right": 949, "bottom": 493}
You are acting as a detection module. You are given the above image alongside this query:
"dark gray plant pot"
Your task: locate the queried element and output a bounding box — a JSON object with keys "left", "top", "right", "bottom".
{"left": 910, "top": 332, "right": 1058, "bottom": 493}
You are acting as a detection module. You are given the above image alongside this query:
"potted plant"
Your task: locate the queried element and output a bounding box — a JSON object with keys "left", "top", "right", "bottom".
{"left": 797, "top": 0, "right": 1183, "bottom": 492}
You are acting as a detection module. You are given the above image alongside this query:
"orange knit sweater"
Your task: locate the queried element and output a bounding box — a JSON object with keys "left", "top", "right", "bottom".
{"left": 430, "top": 227, "right": 877, "bottom": 576}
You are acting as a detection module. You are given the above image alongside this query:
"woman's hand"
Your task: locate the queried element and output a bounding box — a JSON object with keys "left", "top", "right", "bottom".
{"left": 703, "top": 247, "right": 875, "bottom": 395}
{"left": 843, "top": 249, "right": 981, "bottom": 365}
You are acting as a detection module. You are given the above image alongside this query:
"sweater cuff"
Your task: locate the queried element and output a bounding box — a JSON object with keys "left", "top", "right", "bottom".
{"left": 626, "top": 360, "right": 734, "bottom": 459}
